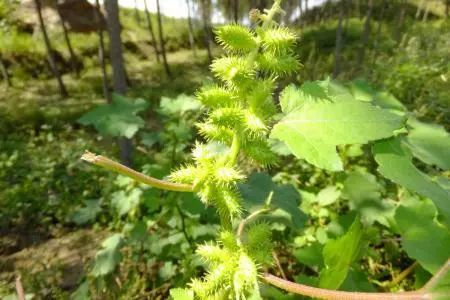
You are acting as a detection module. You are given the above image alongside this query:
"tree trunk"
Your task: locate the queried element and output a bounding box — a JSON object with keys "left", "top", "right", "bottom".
{"left": 201, "top": 0, "right": 213, "bottom": 63}
{"left": 371, "top": 0, "right": 386, "bottom": 67}
{"left": 0, "top": 55, "right": 11, "bottom": 87}
{"left": 156, "top": 0, "right": 172, "bottom": 78}
{"left": 134, "top": 0, "right": 142, "bottom": 25}
{"left": 357, "top": 0, "right": 373, "bottom": 67}
{"left": 333, "top": 0, "right": 345, "bottom": 78}
{"left": 446, "top": 0, "right": 449, "bottom": 18}
{"left": 283, "top": 0, "right": 295, "bottom": 25}
{"left": 34, "top": 0, "right": 68, "bottom": 97}
{"left": 143, "top": 0, "right": 161, "bottom": 62}
{"left": 343, "top": 0, "right": 350, "bottom": 36}
{"left": 395, "top": 0, "right": 407, "bottom": 44}
{"left": 105, "top": 0, "right": 133, "bottom": 166}
{"left": 56, "top": 8, "right": 79, "bottom": 78}
{"left": 94, "top": 0, "right": 111, "bottom": 103}
{"left": 415, "top": 0, "right": 425, "bottom": 19}
{"left": 298, "top": 0, "right": 303, "bottom": 26}
{"left": 185, "top": 0, "right": 197, "bottom": 57}
{"left": 422, "top": 2, "right": 429, "bottom": 22}
{"left": 233, "top": 0, "right": 238, "bottom": 23}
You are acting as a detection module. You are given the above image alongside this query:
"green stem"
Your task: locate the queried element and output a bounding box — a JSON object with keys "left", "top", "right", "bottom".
{"left": 236, "top": 207, "right": 271, "bottom": 243}
{"left": 175, "top": 203, "right": 195, "bottom": 251}
{"left": 81, "top": 151, "right": 194, "bottom": 192}
{"left": 261, "top": 0, "right": 283, "bottom": 30}
{"left": 227, "top": 133, "right": 241, "bottom": 166}
{"left": 382, "top": 261, "right": 418, "bottom": 289}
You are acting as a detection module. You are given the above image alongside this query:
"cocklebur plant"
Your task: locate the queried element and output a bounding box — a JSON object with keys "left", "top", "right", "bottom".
{"left": 81, "top": 0, "right": 450, "bottom": 299}
{"left": 167, "top": 2, "right": 299, "bottom": 297}
{"left": 170, "top": 0, "right": 298, "bottom": 228}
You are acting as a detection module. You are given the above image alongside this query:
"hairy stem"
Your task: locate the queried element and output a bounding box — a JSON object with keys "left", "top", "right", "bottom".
{"left": 176, "top": 203, "right": 195, "bottom": 251}
{"left": 81, "top": 151, "right": 194, "bottom": 192}
{"left": 237, "top": 207, "right": 271, "bottom": 242}
{"left": 15, "top": 276, "right": 25, "bottom": 300}
{"left": 272, "top": 251, "right": 287, "bottom": 280}
{"left": 262, "top": 273, "right": 430, "bottom": 300}
{"left": 262, "top": 258, "right": 450, "bottom": 300}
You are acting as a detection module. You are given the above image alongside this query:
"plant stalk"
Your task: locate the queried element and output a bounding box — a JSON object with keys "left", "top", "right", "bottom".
{"left": 262, "top": 273, "right": 430, "bottom": 300}
{"left": 81, "top": 151, "right": 193, "bottom": 192}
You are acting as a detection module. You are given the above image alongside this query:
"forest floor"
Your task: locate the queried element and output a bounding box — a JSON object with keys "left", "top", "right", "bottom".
{"left": 0, "top": 48, "right": 211, "bottom": 297}
{"left": 0, "top": 229, "right": 109, "bottom": 293}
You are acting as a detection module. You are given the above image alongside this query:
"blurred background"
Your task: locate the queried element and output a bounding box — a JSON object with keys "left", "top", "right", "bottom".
{"left": 0, "top": 0, "right": 449, "bottom": 299}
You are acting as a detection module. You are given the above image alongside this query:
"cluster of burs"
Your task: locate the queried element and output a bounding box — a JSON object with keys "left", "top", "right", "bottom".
{"left": 170, "top": 2, "right": 299, "bottom": 299}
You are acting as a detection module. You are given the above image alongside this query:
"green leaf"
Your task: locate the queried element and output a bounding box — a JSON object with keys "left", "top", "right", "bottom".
{"left": 78, "top": 93, "right": 149, "bottom": 138}
{"left": 317, "top": 186, "right": 341, "bottom": 206}
{"left": 373, "top": 91, "right": 406, "bottom": 112}
{"left": 159, "top": 261, "right": 177, "bottom": 280}
{"left": 70, "top": 281, "right": 90, "bottom": 300}
{"left": 239, "top": 172, "right": 306, "bottom": 229}
{"left": 373, "top": 138, "right": 450, "bottom": 223}
{"left": 342, "top": 171, "right": 395, "bottom": 227}
{"left": 170, "top": 288, "right": 194, "bottom": 300}
{"left": 293, "top": 242, "right": 324, "bottom": 269}
{"left": 404, "top": 118, "right": 450, "bottom": 171}
{"left": 91, "top": 234, "right": 123, "bottom": 277}
{"left": 340, "top": 268, "right": 376, "bottom": 292}
{"left": 140, "top": 132, "right": 160, "bottom": 147}
{"left": 71, "top": 199, "right": 102, "bottom": 225}
{"left": 349, "top": 79, "right": 406, "bottom": 112}
{"left": 158, "top": 94, "right": 202, "bottom": 117}
{"left": 111, "top": 188, "right": 142, "bottom": 217}
{"left": 319, "top": 218, "right": 364, "bottom": 289}
{"left": 395, "top": 197, "right": 450, "bottom": 274}
{"left": 271, "top": 82, "right": 405, "bottom": 171}
{"left": 279, "top": 84, "right": 303, "bottom": 114}
{"left": 348, "top": 79, "right": 376, "bottom": 102}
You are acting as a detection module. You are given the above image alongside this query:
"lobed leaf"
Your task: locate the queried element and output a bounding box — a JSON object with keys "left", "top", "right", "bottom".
{"left": 404, "top": 118, "right": 450, "bottom": 171}
{"left": 395, "top": 197, "right": 450, "bottom": 274}
{"left": 78, "top": 93, "right": 149, "bottom": 138}
{"left": 271, "top": 85, "right": 405, "bottom": 170}
{"left": 373, "top": 138, "right": 450, "bottom": 224}
{"left": 239, "top": 172, "right": 306, "bottom": 229}
{"left": 90, "top": 234, "right": 123, "bottom": 277}
{"left": 342, "top": 171, "right": 395, "bottom": 227}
